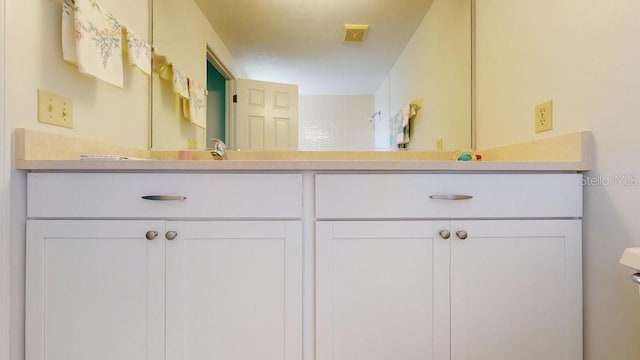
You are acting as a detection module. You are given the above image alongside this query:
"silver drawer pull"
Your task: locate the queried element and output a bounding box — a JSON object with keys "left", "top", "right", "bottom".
{"left": 632, "top": 273, "right": 640, "bottom": 285}
{"left": 429, "top": 194, "right": 473, "bottom": 200}
{"left": 142, "top": 195, "right": 187, "bottom": 201}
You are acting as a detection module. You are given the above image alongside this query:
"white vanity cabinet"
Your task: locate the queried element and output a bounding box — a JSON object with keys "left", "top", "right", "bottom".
{"left": 25, "top": 171, "right": 584, "bottom": 360}
{"left": 26, "top": 173, "right": 304, "bottom": 360}
{"left": 315, "top": 174, "right": 583, "bottom": 360}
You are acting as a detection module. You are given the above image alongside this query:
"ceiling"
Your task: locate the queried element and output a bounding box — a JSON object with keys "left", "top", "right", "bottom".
{"left": 193, "top": 0, "right": 435, "bottom": 95}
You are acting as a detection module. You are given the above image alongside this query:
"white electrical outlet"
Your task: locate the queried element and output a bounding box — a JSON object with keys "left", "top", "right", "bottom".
{"left": 535, "top": 100, "right": 552, "bottom": 133}
{"left": 38, "top": 89, "right": 74, "bottom": 129}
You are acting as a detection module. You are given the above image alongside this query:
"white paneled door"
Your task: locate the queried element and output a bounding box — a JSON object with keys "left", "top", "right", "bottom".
{"left": 234, "top": 79, "right": 298, "bottom": 150}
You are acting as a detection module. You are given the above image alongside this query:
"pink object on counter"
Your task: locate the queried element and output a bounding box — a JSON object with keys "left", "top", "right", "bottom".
{"left": 178, "top": 150, "right": 194, "bottom": 160}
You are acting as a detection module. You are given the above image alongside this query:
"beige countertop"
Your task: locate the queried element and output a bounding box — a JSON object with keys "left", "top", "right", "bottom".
{"left": 14, "top": 129, "right": 591, "bottom": 172}
{"left": 15, "top": 159, "right": 589, "bottom": 172}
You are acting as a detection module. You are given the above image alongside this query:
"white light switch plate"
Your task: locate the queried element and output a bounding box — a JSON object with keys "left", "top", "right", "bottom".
{"left": 38, "top": 89, "right": 74, "bottom": 129}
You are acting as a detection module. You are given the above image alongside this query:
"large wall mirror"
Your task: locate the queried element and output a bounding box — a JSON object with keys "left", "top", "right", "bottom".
{"left": 151, "top": 0, "right": 472, "bottom": 151}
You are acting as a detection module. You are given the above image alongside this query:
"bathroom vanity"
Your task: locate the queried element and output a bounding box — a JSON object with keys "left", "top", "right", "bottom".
{"left": 26, "top": 173, "right": 304, "bottom": 360}
{"left": 17, "top": 128, "right": 589, "bottom": 360}
{"left": 23, "top": 170, "right": 583, "bottom": 360}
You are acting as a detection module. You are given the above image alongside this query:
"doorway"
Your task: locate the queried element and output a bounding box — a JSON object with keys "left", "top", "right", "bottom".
{"left": 206, "top": 60, "right": 226, "bottom": 144}
{"left": 205, "top": 47, "right": 234, "bottom": 149}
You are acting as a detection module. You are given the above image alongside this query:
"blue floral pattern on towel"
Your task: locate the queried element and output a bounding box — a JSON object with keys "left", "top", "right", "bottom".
{"left": 126, "top": 28, "right": 152, "bottom": 75}
{"left": 188, "top": 80, "right": 207, "bottom": 128}
{"left": 74, "top": 0, "right": 121, "bottom": 68}
{"left": 172, "top": 66, "right": 190, "bottom": 99}
{"left": 71, "top": 0, "right": 124, "bottom": 87}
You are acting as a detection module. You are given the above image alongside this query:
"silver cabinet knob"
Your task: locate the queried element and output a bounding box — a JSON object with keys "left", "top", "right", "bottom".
{"left": 439, "top": 230, "right": 451, "bottom": 239}
{"left": 456, "top": 230, "right": 468, "bottom": 240}
{"left": 145, "top": 230, "right": 158, "bottom": 240}
{"left": 632, "top": 273, "right": 640, "bottom": 285}
{"left": 165, "top": 231, "right": 178, "bottom": 241}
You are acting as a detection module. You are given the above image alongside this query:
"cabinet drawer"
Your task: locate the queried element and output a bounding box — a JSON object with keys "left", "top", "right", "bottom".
{"left": 316, "top": 174, "right": 582, "bottom": 219}
{"left": 28, "top": 173, "right": 302, "bottom": 219}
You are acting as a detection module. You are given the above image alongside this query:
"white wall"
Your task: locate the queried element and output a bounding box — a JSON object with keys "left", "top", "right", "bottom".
{"left": 476, "top": 0, "right": 640, "bottom": 358}
{"left": 373, "top": 76, "right": 391, "bottom": 149}
{"left": 0, "top": 0, "right": 8, "bottom": 358}
{"left": 299, "top": 95, "right": 374, "bottom": 150}
{"left": 374, "top": 0, "right": 471, "bottom": 151}
{"left": 9, "top": 0, "right": 150, "bottom": 149}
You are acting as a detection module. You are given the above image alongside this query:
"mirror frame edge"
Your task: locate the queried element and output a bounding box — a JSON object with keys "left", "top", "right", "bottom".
{"left": 470, "top": 0, "right": 476, "bottom": 151}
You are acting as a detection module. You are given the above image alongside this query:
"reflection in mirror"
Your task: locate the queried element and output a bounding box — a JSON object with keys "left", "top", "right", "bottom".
{"left": 151, "top": 0, "right": 471, "bottom": 151}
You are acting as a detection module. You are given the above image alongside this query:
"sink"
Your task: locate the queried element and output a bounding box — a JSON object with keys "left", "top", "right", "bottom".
{"left": 620, "top": 247, "right": 640, "bottom": 270}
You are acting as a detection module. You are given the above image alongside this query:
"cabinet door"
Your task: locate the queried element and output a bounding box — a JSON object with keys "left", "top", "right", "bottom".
{"left": 166, "top": 221, "right": 302, "bottom": 360}
{"left": 316, "top": 221, "right": 450, "bottom": 360}
{"left": 450, "top": 220, "right": 582, "bottom": 360}
{"left": 26, "top": 220, "right": 165, "bottom": 360}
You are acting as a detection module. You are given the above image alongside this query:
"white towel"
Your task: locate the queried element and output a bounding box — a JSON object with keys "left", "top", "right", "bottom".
{"left": 151, "top": 51, "right": 171, "bottom": 79}
{"left": 393, "top": 103, "right": 419, "bottom": 146}
{"left": 61, "top": 0, "right": 77, "bottom": 64}
{"left": 188, "top": 80, "right": 207, "bottom": 128}
{"left": 392, "top": 104, "right": 419, "bottom": 145}
{"left": 182, "top": 98, "right": 191, "bottom": 120}
{"left": 395, "top": 111, "right": 409, "bottom": 145}
{"left": 172, "top": 65, "right": 190, "bottom": 99}
{"left": 401, "top": 104, "right": 411, "bottom": 127}
{"left": 72, "top": 0, "right": 124, "bottom": 87}
{"left": 409, "top": 103, "right": 418, "bottom": 118}
{"left": 124, "top": 27, "right": 152, "bottom": 75}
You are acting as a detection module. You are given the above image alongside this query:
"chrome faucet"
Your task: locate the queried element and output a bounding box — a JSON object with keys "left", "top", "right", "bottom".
{"left": 209, "top": 138, "right": 227, "bottom": 160}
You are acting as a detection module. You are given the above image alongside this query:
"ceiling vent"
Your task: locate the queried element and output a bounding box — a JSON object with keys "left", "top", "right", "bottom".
{"left": 343, "top": 24, "right": 369, "bottom": 42}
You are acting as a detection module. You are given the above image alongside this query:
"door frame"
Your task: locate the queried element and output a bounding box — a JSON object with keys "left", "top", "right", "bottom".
{"left": 205, "top": 47, "right": 236, "bottom": 149}
{"left": 0, "top": 0, "right": 10, "bottom": 358}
